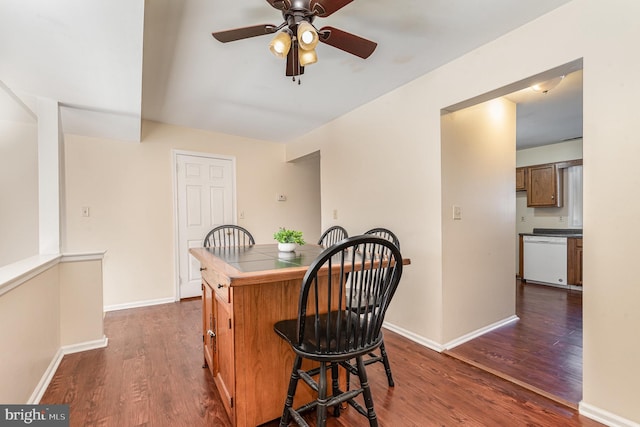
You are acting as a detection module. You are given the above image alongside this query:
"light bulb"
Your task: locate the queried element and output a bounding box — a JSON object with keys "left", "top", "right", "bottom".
{"left": 269, "top": 32, "right": 291, "bottom": 58}
{"left": 297, "top": 21, "right": 318, "bottom": 51}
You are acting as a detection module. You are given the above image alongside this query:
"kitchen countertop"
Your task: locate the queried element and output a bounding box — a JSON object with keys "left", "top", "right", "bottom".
{"left": 520, "top": 228, "right": 583, "bottom": 238}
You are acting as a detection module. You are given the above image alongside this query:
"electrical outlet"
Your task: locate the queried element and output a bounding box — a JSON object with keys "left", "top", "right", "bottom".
{"left": 277, "top": 194, "right": 287, "bottom": 202}
{"left": 521, "top": 216, "right": 526, "bottom": 222}
{"left": 82, "top": 206, "right": 90, "bottom": 217}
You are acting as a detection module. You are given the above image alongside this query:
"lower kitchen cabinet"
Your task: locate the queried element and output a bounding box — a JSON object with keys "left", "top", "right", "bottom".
{"left": 518, "top": 235, "right": 583, "bottom": 286}
{"left": 567, "top": 237, "right": 583, "bottom": 286}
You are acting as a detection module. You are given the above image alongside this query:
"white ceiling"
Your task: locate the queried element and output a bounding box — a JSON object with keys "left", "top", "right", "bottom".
{"left": 1, "top": 0, "right": 581, "bottom": 148}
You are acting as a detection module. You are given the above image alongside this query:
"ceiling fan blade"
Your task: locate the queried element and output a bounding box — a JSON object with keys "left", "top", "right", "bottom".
{"left": 318, "top": 26, "right": 377, "bottom": 59}
{"left": 266, "top": 0, "right": 291, "bottom": 11}
{"left": 212, "top": 24, "right": 278, "bottom": 43}
{"left": 310, "top": 0, "right": 353, "bottom": 17}
{"left": 286, "top": 42, "right": 304, "bottom": 77}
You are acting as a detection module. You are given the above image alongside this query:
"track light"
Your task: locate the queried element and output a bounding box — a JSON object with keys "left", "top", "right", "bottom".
{"left": 269, "top": 31, "right": 291, "bottom": 59}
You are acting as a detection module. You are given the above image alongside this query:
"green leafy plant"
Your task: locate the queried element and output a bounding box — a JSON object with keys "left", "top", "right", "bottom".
{"left": 273, "top": 227, "right": 305, "bottom": 245}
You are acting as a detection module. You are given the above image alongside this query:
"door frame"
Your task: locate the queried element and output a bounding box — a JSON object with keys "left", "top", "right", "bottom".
{"left": 171, "top": 149, "right": 237, "bottom": 301}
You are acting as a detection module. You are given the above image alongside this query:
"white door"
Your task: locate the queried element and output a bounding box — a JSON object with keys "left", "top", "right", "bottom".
{"left": 176, "top": 153, "right": 235, "bottom": 298}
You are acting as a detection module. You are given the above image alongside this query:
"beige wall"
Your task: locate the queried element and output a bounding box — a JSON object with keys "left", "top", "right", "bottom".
{"left": 441, "top": 98, "right": 517, "bottom": 343}
{"left": 0, "top": 266, "right": 60, "bottom": 403}
{"left": 287, "top": 0, "right": 640, "bottom": 423}
{"left": 0, "top": 258, "right": 105, "bottom": 403}
{"left": 581, "top": 0, "right": 640, "bottom": 421}
{"left": 59, "top": 259, "right": 104, "bottom": 346}
{"left": 0, "top": 116, "right": 39, "bottom": 266}
{"left": 63, "top": 120, "right": 321, "bottom": 307}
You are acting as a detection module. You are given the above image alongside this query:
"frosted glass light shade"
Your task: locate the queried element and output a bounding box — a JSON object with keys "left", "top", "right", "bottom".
{"left": 297, "top": 21, "right": 318, "bottom": 51}
{"left": 298, "top": 48, "right": 317, "bottom": 66}
{"left": 531, "top": 75, "right": 565, "bottom": 93}
{"left": 269, "top": 32, "right": 291, "bottom": 58}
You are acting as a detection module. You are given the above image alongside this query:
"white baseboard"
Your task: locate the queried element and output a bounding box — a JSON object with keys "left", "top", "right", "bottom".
{"left": 579, "top": 401, "right": 640, "bottom": 427}
{"left": 383, "top": 315, "right": 519, "bottom": 353}
{"left": 104, "top": 297, "right": 175, "bottom": 312}
{"left": 443, "top": 315, "right": 519, "bottom": 350}
{"left": 383, "top": 322, "right": 445, "bottom": 353}
{"left": 28, "top": 336, "right": 109, "bottom": 404}
{"left": 27, "top": 348, "right": 64, "bottom": 404}
{"left": 62, "top": 336, "right": 108, "bottom": 355}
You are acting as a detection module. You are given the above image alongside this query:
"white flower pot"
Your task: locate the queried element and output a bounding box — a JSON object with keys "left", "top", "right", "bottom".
{"left": 278, "top": 242, "right": 296, "bottom": 252}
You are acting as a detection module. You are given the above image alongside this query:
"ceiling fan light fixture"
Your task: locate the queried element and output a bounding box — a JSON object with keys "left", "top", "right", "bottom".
{"left": 531, "top": 75, "right": 565, "bottom": 93}
{"left": 297, "top": 21, "right": 319, "bottom": 50}
{"left": 298, "top": 48, "right": 317, "bottom": 66}
{"left": 269, "top": 31, "right": 292, "bottom": 58}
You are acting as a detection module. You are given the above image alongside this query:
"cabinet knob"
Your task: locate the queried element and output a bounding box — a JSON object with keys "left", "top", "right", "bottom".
{"left": 217, "top": 284, "right": 224, "bottom": 289}
{"left": 200, "top": 267, "right": 207, "bottom": 271}
{"left": 207, "top": 329, "right": 216, "bottom": 338}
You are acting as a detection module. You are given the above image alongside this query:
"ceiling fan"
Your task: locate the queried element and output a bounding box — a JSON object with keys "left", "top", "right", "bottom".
{"left": 211, "top": 0, "right": 377, "bottom": 78}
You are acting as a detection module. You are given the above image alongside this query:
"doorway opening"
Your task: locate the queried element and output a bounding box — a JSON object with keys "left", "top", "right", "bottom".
{"left": 441, "top": 59, "right": 584, "bottom": 407}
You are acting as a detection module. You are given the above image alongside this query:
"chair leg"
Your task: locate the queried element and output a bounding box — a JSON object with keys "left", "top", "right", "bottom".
{"left": 331, "top": 362, "right": 341, "bottom": 417}
{"left": 379, "top": 341, "right": 395, "bottom": 387}
{"left": 316, "top": 362, "right": 328, "bottom": 427}
{"left": 355, "top": 356, "right": 378, "bottom": 427}
{"left": 280, "top": 355, "right": 303, "bottom": 427}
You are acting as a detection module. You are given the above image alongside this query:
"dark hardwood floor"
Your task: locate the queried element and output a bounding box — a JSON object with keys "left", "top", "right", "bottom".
{"left": 41, "top": 291, "right": 601, "bottom": 426}
{"left": 445, "top": 280, "right": 583, "bottom": 409}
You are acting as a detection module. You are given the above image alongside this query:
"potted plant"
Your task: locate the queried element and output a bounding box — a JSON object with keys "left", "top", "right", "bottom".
{"left": 273, "top": 227, "right": 305, "bottom": 252}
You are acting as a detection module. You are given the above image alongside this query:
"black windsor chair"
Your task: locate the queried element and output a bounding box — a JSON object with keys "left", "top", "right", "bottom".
{"left": 274, "top": 235, "right": 404, "bottom": 427}
{"left": 203, "top": 224, "right": 255, "bottom": 248}
{"left": 317, "top": 225, "right": 349, "bottom": 247}
{"left": 345, "top": 227, "right": 402, "bottom": 388}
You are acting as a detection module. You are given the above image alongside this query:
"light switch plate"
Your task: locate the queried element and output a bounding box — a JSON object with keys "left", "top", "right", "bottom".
{"left": 452, "top": 205, "right": 462, "bottom": 220}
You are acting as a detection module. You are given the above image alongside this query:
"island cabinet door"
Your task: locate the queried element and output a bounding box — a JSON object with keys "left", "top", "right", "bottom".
{"left": 214, "top": 291, "right": 235, "bottom": 424}
{"left": 202, "top": 281, "right": 216, "bottom": 376}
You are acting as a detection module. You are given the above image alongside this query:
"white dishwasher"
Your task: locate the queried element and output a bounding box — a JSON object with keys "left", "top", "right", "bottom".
{"left": 523, "top": 235, "right": 567, "bottom": 286}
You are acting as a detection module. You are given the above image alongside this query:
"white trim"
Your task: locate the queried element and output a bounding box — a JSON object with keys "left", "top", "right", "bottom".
{"left": 443, "top": 315, "right": 519, "bottom": 350}
{"left": 383, "top": 315, "right": 520, "bottom": 354}
{"left": 104, "top": 297, "right": 175, "bottom": 312}
{"left": 383, "top": 321, "right": 445, "bottom": 353}
{"left": 27, "top": 348, "right": 64, "bottom": 404}
{"left": 37, "top": 97, "right": 61, "bottom": 254}
{"left": 0, "top": 254, "right": 62, "bottom": 297}
{"left": 62, "top": 336, "right": 109, "bottom": 355}
{"left": 61, "top": 251, "right": 106, "bottom": 263}
{"left": 28, "top": 336, "right": 109, "bottom": 404}
{"left": 171, "top": 150, "right": 237, "bottom": 301}
{"left": 579, "top": 401, "right": 640, "bottom": 427}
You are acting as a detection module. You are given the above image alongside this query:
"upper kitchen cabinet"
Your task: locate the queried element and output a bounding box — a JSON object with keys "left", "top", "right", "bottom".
{"left": 527, "top": 163, "right": 562, "bottom": 207}
{"left": 516, "top": 167, "right": 527, "bottom": 191}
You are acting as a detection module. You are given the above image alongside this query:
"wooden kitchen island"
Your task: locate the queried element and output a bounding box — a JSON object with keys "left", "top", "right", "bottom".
{"left": 189, "top": 244, "right": 334, "bottom": 427}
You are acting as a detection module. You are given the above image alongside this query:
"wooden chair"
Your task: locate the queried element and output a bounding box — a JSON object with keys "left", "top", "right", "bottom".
{"left": 274, "top": 235, "right": 404, "bottom": 427}
{"left": 203, "top": 225, "right": 255, "bottom": 247}
{"left": 344, "top": 227, "right": 401, "bottom": 388}
{"left": 317, "top": 225, "right": 348, "bottom": 247}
